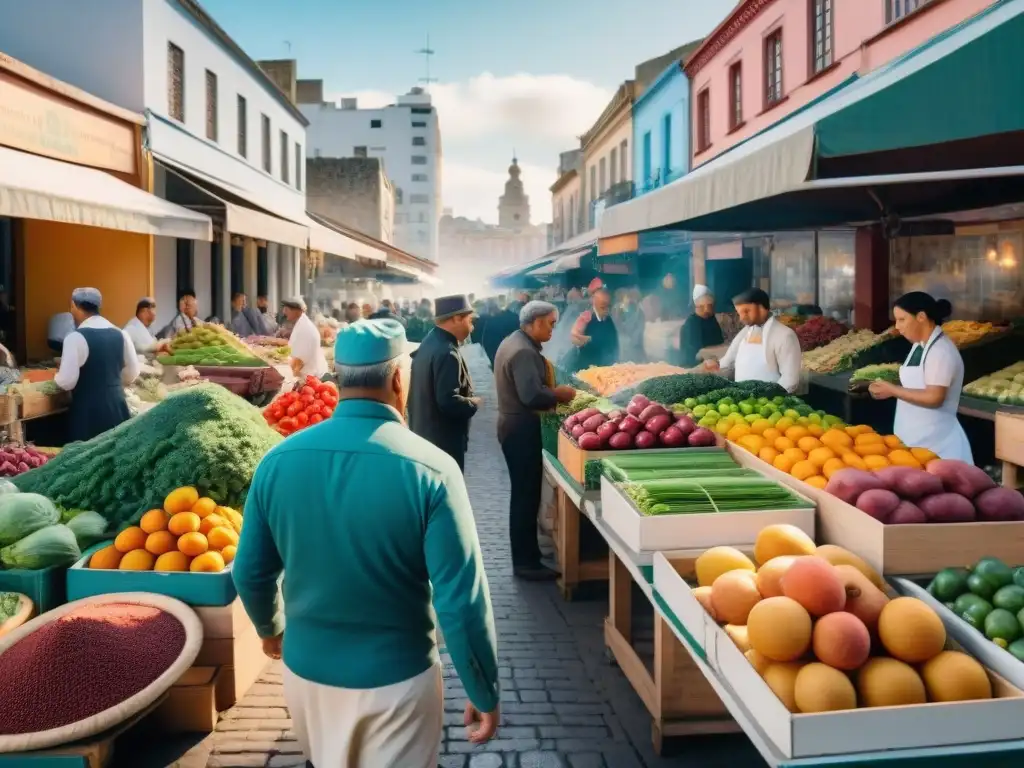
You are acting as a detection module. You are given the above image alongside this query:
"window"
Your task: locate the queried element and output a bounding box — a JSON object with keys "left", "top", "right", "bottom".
{"left": 204, "top": 70, "right": 217, "bottom": 141}
{"left": 696, "top": 88, "right": 711, "bottom": 151}
{"left": 237, "top": 95, "right": 247, "bottom": 157}
{"left": 411, "top": 155, "right": 428, "bottom": 165}
{"left": 599, "top": 157, "right": 606, "bottom": 194}
{"left": 280, "top": 131, "right": 289, "bottom": 183}
{"left": 295, "top": 143, "right": 302, "bottom": 190}
{"left": 412, "top": 173, "right": 428, "bottom": 182}
{"left": 412, "top": 136, "right": 426, "bottom": 146}
{"left": 589, "top": 166, "right": 597, "bottom": 203}
{"left": 642, "top": 132, "right": 652, "bottom": 185}
{"left": 769, "top": 233, "right": 816, "bottom": 310}
{"left": 610, "top": 147, "right": 618, "bottom": 185}
{"left": 353, "top": 146, "right": 368, "bottom": 158}
{"left": 620, "top": 140, "right": 628, "bottom": 181}
{"left": 410, "top": 193, "right": 429, "bottom": 204}
{"left": 168, "top": 43, "right": 184, "bottom": 121}
{"left": 662, "top": 113, "right": 672, "bottom": 178}
{"left": 812, "top": 0, "right": 834, "bottom": 73}
{"left": 417, "top": 212, "right": 427, "bottom": 223}
{"left": 412, "top": 120, "right": 427, "bottom": 127}
{"left": 411, "top": 107, "right": 432, "bottom": 114}
{"left": 395, "top": 188, "right": 404, "bottom": 204}
{"left": 261, "top": 114, "right": 271, "bottom": 172}
{"left": 765, "top": 29, "right": 784, "bottom": 106}
{"left": 729, "top": 63, "right": 743, "bottom": 128}
{"left": 371, "top": 119, "right": 382, "bottom": 128}
{"left": 886, "top": 0, "right": 931, "bottom": 23}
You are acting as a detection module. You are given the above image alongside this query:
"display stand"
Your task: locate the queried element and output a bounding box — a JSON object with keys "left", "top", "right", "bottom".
{"left": 995, "top": 411, "right": 1024, "bottom": 488}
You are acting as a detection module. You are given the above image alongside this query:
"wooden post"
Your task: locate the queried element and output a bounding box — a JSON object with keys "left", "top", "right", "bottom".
{"left": 556, "top": 488, "right": 580, "bottom": 601}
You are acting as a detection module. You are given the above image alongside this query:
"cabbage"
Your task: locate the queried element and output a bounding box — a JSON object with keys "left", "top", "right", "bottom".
{"left": 0, "top": 480, "right": 17, "bottom": 496}
{"left": 0, "top": 524, "right": 81, "bottom": 569}
{"left": 65, "top": 511, "right": 109, "bottom": 549}
{"left": 0, "top": 493, "right": 59, "bottom": 546}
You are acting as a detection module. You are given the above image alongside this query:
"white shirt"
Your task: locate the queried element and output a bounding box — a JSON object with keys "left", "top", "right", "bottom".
{"left": 288, "top": 313, "right": 328, "bottom": 378}
{"left": 916, "top": 328, "right": 961, "bottom": 389}
{"left": 168, "top": 313, "right": 203, "bottom": 336}
{"left": 123, "top": 316, "right": 158, "bottom": 354}
{"left": 47, "top": 312, "right": 75, "bottom": 342}
{"left": 719, "top": 316, "right": 803, "bottom": 393}
{"left": 55, "top": 316, "right": 142, "bottom": 392}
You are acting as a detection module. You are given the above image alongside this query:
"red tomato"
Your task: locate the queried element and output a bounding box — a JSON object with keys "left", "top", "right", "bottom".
{"left": 295, "top": 411, "right": 310, "bottom": 427}
{"left": 310, "top": 413, "right": 324, "bottom": 425}
{"left": 286, "top": 402, "right": 302, "bottom": 417}
{"left": 300, "top": 386, "right": 316, "bottom": 397}
{"left": 278, "top": 416, "right": 298, "bottom": 432}
{"left": 321, "top": 393, "right": 338, "bottom": 408}
{"left": 299, "top": 394, "right": 315, "bottom": 406}
{"left": 270, "top": 405, "right": 285, "bottom": 420}
{"left": 321, "top": 406, "right": 334, "bottom": 418}
{"left": 305, "top": 402, "right": 321, "bottom": 416}
{"left": 318, "top": 381, "right": 338, "bottom": 395}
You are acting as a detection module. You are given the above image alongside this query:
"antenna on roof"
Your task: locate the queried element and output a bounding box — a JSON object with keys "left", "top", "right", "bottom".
{"left": 284, "top": 40, "right": 292, "bottom": 54}
{"left": 416, "top": 35, "right": 437, "bottom": 90}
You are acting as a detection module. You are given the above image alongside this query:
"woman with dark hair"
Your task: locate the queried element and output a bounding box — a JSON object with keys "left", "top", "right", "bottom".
{"left": 869, "top": 292, "right": 972, "bottom": 462}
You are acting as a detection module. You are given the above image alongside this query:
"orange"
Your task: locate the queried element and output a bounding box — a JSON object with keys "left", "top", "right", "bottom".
{"left": 738, "top": 435, "right": 767, "bottom": 454}
{"left": 855, "top": 432, "right": 884, "bottom": 446}
{"left": 168, "top": 511, "right": 201, "bottom": 536}
{"left": 207, "top": 526, "right": 239, "bottom": 551}
{"left": 821, "top": 429, "right": 853, "bottom": 450}
{"left": 192, "top": 497, "right": 218, "bottom": 518}
{"left": 783, "top": 447, "right": 807, "bottom": 464}
{"left": 750, "top": 419, "right": 773, "bottom": 435}
{"left": 822, "top": 458, "right": 846, "bottom": 480}
{"left": 791, "top": 460, "right": 818, "bottom": 482}
{"left": 154, "top": 551, "right": 191, "bottom": 572}
{"left": 119, "top": 549, "right": 155, "bottom": 571}
{"left": 759, "top": 447, "right": 781, "bottom": 465}
{"left": 864, "top": 454, "right": 890, "bottom": 470}
{"left": 177, "top": 531, "right": 209, "bottom": 557}
{"left": 139, "top": 509, "right": 169, "bottom": 534}
{"left": 163, "top": 486, "right": 200, "bottom": 514}
{"left": 846, "top": 424, "right": 874, "bottom": 437}
{"left": 806, "top": 423, "right": 825, "bottom": 438}
{"left": 114, "top": 526, "right": 147, "bottom": 554}
{"left": 145, "top": 530, "right": 178, "bottom": 556}
{"left": 775, "top": 417, "right": 795, "bottom": 432}
{"left": 728, "top": 424, "right": 753, "bottom": 442}
{"left": 888, "top": 449, "right": 922, "bottom": 469}
{"left": 854, "top": 443, "right": 888, "bottom": 457}
{"left": 762, "top": 428, "right": 782, "bottom": 443}
{"left": 807, "top": 447, "right": 837, "bottom": 468}
{"left": 774, "top": 436, "right": 796, "bottom": 452}
{"left": 910, "top": 447, "right": 939, "bottom": 465}
{"left": 88, "top": 545, "right": 123, "bottom": 570}
{"left": 785, "top": 426, "right": 810, "bottom": 442}
{"left": 221, "top": 545, "right": 237, "bottom": 564}
{"left": 191, "top": 551, "right": 226, "bottom": 573}
{"left": 883, "top": 435, "right": 904, "bottom": 449}
{"left": 805, "top": 475, "right": 828, "bottom": 490}
{"left": 773, "top": 455, "right": 796, "bottom": 474}
{"left": 199, "top": 513, "right": 230, "bottom": 536}
{"left": 841, "top": 452, "right": 868, "bottom": 471}
{"left": 797, "top": 436, "right": 823, "bottom": 454}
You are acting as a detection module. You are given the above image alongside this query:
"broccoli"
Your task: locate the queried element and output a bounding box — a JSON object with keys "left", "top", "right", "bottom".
{"left": 612, "top": 373, "right": 733, "bottom": 406}
{"left": 13, "top": 384, "right": 281, "bottom": 530}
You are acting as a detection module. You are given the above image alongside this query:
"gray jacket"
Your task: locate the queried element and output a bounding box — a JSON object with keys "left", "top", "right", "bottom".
{"left": 493, "top": 330, "right": 557, "bottom": 439}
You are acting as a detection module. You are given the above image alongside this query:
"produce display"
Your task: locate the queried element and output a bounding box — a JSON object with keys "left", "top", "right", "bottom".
{"left": 0, "top": 592, "right": 22, "bottom": 624}
{"left": 794, "top": 316, "right": 848, "bottom": 352}
{"left": 0, "top": 601, "right": 186, "bottom": 734}
{"left": 0, "top": 444, "right": 50, "bottom": 478}
{"left": 612, "top": 373, "right": 787, "bottom": 407}
{"left": 88, "top": 486, "right": 241, "bottom": 573}
{"left": 927, "top": 558, "right": 1024, "bottom": 659}
{"left": 600, "top": 451, "right": 750, "bottom": 484}
{"left": 262, "top": 376, "right": 339, "bottom": 437}
{"left": 826, "top": 461, "right": 1023, "bottom": 524}
{"left": 963, "top": 361, "right": 1024, "bottom": 404}
{"left": 157, "top": 325, "right": 265, "bottom": 367}
{"left": 13, "top": 384, "right": 281, "bottom": 530}
{"left": 850, "top": 364, "right": 901, "bottom": 384}
{"left": 9, "top": 380, "right": 62, "bottom": 398}
{"left": 563, "top": 395, "right": 717, "bottom": 452}
{"left": 575, "top": 363, "right": 690, "bottom": 397}
{"left": 0, "top": 493, "right": 100, "bottom": 569}
{"left": 802, "top": 329, "right": 897, "bottom": 374}
{"left": 244, "top": 335, "right": 291, "bottom": 364}
{"left": 942, "top": 320, "right": 1004, "bottom": 348}
{"left": 692, "top": 526, "right": 994, "bottom": 711}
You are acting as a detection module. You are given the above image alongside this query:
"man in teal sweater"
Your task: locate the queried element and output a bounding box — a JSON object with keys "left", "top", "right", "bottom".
{"left": 233, "top": 318, "right": 500, "bottom": 767}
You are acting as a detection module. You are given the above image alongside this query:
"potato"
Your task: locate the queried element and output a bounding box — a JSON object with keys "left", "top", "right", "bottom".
{"left": 855, "top": 488, "right": 901, "bottom": 523}
{"left": 873, "top": 466, "right": 943, "bottom": 499}
{"left": 925, "top": 460, "right": 996, "bottom": 499}
{"left": 974, "top": 487, "right": 1024, "bottom": 522}
{"left": 918, "top": 493, "right": 976, "bottom": 523}
{"left": 826, "top": 469, "right": 886, "bottom": 505}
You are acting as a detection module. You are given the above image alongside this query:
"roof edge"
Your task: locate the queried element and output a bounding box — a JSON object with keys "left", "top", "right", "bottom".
{"left": 549, "top": 167, "right": 578, "bottom": 194}
{"left": 685, "top": 0, "right": 778, "bottom": 79}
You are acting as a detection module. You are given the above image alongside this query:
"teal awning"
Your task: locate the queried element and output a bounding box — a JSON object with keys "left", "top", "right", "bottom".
{"left": 601, "top": 0, "right": 1024, "bottom": 237}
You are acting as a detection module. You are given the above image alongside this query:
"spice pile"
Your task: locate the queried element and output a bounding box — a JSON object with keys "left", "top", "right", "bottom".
{"left": 794, "top": 316, "right": 848, "bottom": 352}
{"left": 263, "top": 376, "right": 339, "bottom": 437}
{"left": 0, "top": 602, "right": 186, "bottom": 734}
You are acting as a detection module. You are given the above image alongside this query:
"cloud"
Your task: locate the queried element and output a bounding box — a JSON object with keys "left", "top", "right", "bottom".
{"left": 330, "top": 73, "right": 612, "bottom": 222}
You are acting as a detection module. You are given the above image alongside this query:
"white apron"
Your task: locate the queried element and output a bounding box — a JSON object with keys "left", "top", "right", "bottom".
{"left": 892, "top": 330, "right": 973, "bottom": 462}
{"left": 283, "top": 663, "right": 443, "bottom": 768}
{"left": 734, "top": 320, "right": 781, "bottom": 384}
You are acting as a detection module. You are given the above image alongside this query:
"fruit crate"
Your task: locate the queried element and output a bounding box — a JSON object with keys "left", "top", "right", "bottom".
{"left": 556, "top": 429, "right": 725, "bottom": 485}
{"left": 67, "top": 542, "right": 237, "bottom": 607}
{"left": 0, "top": 565, "right": 66, "bottom": 614}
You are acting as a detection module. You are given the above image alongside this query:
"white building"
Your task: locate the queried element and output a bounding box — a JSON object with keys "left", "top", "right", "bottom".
{"left": 0, "top": 0, "right": 330, "bottom": 326}
{"left": 298, "top": 82, "right": 442, "bottom": 265}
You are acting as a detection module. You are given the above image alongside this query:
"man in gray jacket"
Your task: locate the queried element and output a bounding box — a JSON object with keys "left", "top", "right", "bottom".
{"left": 493, "top": 301, "right": 576, "bottom": 581}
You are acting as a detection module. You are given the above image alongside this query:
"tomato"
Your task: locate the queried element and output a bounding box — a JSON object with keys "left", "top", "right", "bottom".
{"left": 286, "top": 402, "right": 302, "bottom": 417}
{"left": 299, "top": 394, "right": 315, "bottom": 406}
{"left": 278, "top": 416, "right": 298, "bottom": 432}
{"left": 321, "top": 406, "right": 334, "bottom": 418}
{"left": 305, "top": 402, "right": 321, "bottom": 416}
{"left": 318, "top": 381, "right": 338, "bottom": 395}
{"left": 263, "top": 411, "right": 277, "bottom": 424}
{"left": 295, "top": 412, "right": 309, "bottom": 427}
{"left": 320, "top": 393, "right": 338, "bottom": 408}
{"left": 300, "top": 385, "right": 316, "bottom": 396}
{"left": 309, "top": 413, "right": 324, "bottom": 425}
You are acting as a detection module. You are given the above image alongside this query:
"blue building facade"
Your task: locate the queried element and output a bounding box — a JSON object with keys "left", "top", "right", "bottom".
{"left": 632, "top": 62, "right": 690, "bottom": 196}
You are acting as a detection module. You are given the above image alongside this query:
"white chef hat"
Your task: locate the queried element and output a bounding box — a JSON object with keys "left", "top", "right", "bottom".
{"left": 693, "top": 284, "right": 711, "bottom": 302}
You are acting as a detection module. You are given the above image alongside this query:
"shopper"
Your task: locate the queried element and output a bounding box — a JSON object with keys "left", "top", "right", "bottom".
{"left": 282, "top": 297, "right": 328, "bottom": 379}
{"left": 234, "top": 318, "right": 500, "bottom": 767}
{"left": 493, "top": 300, "right": 576, "bottom": 580}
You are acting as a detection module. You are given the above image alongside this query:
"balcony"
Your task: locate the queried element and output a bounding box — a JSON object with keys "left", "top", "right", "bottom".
{"left": 588, "top": 180, "right": 636, "bottom": 229}
{"left": 636, "top": 166, "right": 686, "bottom": 196}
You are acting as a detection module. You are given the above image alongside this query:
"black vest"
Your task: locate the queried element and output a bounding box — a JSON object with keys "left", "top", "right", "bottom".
{"left": 67, "top": 327, "right": 131, "bottom": 443}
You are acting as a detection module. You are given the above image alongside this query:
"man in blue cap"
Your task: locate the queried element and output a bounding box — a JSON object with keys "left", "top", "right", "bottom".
{"left": 408, "top": 294, "right": 479, "bottom": 472}
{"left": 233, "top": 317, "right": 500, "bottom": 768}
{"left": 54, "top": 287, "right": 141, "bottom": 442}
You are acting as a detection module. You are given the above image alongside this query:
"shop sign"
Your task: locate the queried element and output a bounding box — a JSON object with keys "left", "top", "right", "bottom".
{"left": 0, "top": 70, "right": 135, "bottom": 174}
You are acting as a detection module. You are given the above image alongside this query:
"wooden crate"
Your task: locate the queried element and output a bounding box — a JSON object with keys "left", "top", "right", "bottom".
{"left": 152, "top": 666, "right": 221, "bottom": 733}
{"left": 18, "top": 389, "right": 70, "bottom": 420}
{"left": 193, "top": 598, "right": 269, "bottom": 710}
{"left": 557, "top": 429, "right": 725, "bottom": 485}
{"left": 995, "top": 411, "right": 1024, "bottom": 488}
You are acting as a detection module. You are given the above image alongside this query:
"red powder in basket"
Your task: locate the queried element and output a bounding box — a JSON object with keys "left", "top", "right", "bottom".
{"left": 0, "top": 602, "right": 186, "bottom": 734}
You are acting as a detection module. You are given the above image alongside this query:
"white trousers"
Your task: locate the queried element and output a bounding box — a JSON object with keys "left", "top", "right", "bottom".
{"left": 283, "top": 663, "right": 443, "bottom": 768}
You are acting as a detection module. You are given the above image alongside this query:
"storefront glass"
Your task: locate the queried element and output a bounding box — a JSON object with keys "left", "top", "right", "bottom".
{"left": 769, "top": 233, "right": 816, "bottom": 310}
{"left": 817, "top": 231, "right": 856, "bottom": 323}
{"left": 890, "top": 232, "right": 1023, "bottom": 322}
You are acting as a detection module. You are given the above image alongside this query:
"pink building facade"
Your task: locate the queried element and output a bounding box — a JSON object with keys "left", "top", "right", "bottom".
{"left": 687, "top": 0, "right": 998, "bottom": 169}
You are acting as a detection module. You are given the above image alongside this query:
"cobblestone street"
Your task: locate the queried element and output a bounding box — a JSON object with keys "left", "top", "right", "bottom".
{"left": 149, "top": 346, "right": 765, "bottom": 767}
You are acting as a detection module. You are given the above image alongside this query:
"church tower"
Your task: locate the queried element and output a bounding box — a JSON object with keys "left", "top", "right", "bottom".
{"left": 498, "top": 155, "right": 531, "bottom": 229}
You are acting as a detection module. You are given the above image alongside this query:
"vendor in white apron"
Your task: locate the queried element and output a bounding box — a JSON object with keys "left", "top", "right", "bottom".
{"left": 704, "top": 288, "right": 802, "bottom": 393}
{"left": 868, "top": 292, "right": 972, "bottom": 462}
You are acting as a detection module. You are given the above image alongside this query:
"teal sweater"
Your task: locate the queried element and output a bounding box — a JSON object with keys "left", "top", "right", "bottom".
{"left": 233, "top": 399, "right": 500, "bottom": 712}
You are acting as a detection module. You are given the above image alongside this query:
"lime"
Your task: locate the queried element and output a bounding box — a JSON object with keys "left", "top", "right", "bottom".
{"left": 784, "top": 409, "right": 800, "bottom": 419}
{"left": 697, "top": 395, "right": 709, "bottom": 405}
{"left": 720, "top": 397, "right": 734, "bottom": 406}
{"left": 1009, "top": 638, "right": 1024, "bottom": 662}
{"left": 693, "top": 405, "right": 708, "bottom": 418}
{"left": 1013, "top": 566, "right": 1024, "bottom": 589}
{"left": 961, "top": 600, "right": 993, "bottom": 630}
{"left": 705, "top": 411, "right": 719, "bottom": 422}
{"left": 757, "top": 397, "right": 769, "bottom": 405}
{"left": 808, "top": 413, "right": 822, "bottom": 424}
{"left": 967, "top": 572, "right": 998, "bottom": 600}
{"left": 717, "top": 404, "right": 731, "bottom": 416}
{"left": 974, "top": 557, "right": 1015, "bottom": 589}
{"left": 994, "top": 585, "right": 1024, "bottom": 614}
{"left": 683, "top": 398, "right": 698, "bottom": 408}
{"left": 930, "top": 568, "right": 970, "bottom": 603}
{"left": 954, "top": 592, "right": 991, "bottom": 615}
{"left": 985, "top": 608, "right": 1022, "bottom": 643}
{"left": 759, "top": 406, "right": 774, "bottom": 418}
{"left": 739, "top": 402, "right": 754, "bottom": 416}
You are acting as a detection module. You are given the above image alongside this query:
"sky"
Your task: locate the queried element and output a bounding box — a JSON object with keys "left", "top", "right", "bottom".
{"left": 201, "top": 0, "right": 735, "bottom": 224}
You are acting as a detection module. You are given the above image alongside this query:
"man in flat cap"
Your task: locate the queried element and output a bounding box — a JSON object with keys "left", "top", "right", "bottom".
{"left": 234, "top": 318, "right": 499, "bottom": 768}
{"left": 282, "top": 297, "right": 328, "bottom": 380}
{"left": 54, "top": 287, "right": 141, "bottom": 442}
{"left": 408, "top": 294, "right": 480, "bottom": 472}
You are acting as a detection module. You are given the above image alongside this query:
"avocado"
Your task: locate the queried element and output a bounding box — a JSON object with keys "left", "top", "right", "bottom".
{"left": 985, "top": 608, "right": 1023, "bottom": 644}
{"left": 1009, "top": 638, "right": 1024, "bottom": 663}
{"left": 967, "top": 572, "right": 998, "bottom": 600}
{"left": 974, "top": 557, "right": 1015, "bottom": 590}
{"left": 930, "top": 568, "right": 970, "bottom": 603}
{"left": 954, "top": 592, "right": 991, "bottom": 615}
{"left": 1013, "top": 566, "right": 1024, "bottom": 589}
{"left": 961, "top": 600, "right": 994, "bottom": 630}
{"left": 994, "top": 585, "right": 1024, "bottom": 614}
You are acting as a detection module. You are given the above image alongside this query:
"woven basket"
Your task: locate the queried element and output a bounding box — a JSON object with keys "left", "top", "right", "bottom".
{"left": 0, "top": 592, "right": 203, "bottom": 753}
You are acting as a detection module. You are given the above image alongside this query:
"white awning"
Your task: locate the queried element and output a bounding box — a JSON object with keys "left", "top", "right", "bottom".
{"left": 306, "top": 212, "right": 387, "bottom": 263}
{"left": 0, "top": 146, "right": 213, "bottom": 241}
{"left": 530, "top": 245, "right": 593, "bottom": 276}
{"left": 388, "top": 261, "right": 440, "bottom": 286}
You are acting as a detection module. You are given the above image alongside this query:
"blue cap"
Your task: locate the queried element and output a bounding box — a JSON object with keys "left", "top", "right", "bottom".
{"left": 334, "top": 318, "right": 407, "bottom": 366}
{"left": 71, "top": 287, "right": 102, "bottom": 308}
